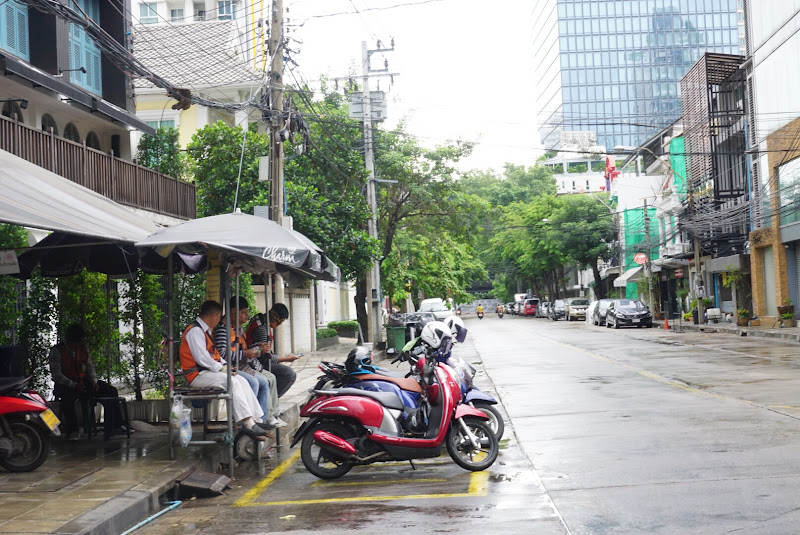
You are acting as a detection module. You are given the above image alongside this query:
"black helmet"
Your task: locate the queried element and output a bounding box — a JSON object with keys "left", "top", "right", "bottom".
{"left": 345, "top": 346, "right": 375, "bottom": 375}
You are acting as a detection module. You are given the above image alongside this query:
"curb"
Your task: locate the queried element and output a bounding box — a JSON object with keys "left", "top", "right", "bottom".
{"left": 657, "top": 320, "right": 800, "bottom": 342}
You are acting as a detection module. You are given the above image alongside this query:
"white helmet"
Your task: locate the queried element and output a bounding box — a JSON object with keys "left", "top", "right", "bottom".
{"left": 420, "top": 320, "right": 453, "bottom": 354}
{"left": 443, "top": 315, "right": 467, "bottom": 343}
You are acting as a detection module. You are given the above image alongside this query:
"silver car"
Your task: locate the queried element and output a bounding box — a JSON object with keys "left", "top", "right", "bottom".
{"left": 565, "top": 298, "right": 590, "bottom": 321}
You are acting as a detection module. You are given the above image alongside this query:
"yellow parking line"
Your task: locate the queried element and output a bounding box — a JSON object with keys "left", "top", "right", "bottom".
{"left": 234, "top": 452, "right": 490, "bottom": 507}
{"left": 312, "top": 478, "right": 447, "bottom": 487}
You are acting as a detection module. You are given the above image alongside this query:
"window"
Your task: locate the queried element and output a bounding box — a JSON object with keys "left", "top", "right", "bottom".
{"left": 145, "top": 119, "right": 176, "bottom": 129}
{"left": 218, "top": 1, "right": 235, "bottom": 20}
{"left": 64, "top": 123, "right": 81, "bottom": 143}
{"left": 1, "top": 101, "right": 24, "bottom": 122}
{"left": 193, "top": 3, "right": 205, "bottom": 20}
{"left": 0, "top": 0, "right": 29, "bottom": 61}
{"left": 86, "top": 131, "right": 101, "bottom": 150}
{"left": 69, "top": 0, "right": 102, "bottom": 94}
{"left": 140, "top": 3, "right": 158, "bottom": 24}
{"left": 41, "top": 113, "right": 58, "bottom": 135}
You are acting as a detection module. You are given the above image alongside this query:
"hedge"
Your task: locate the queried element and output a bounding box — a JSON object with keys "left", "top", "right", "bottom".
{"left": 328, "top": 320, "right": 358, "bottom": 330}
{"left": 316, "top": 328, "right": 337, "bottom": 339}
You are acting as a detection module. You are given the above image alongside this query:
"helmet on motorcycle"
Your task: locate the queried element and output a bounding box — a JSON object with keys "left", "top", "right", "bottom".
{"left": 345, "top": 346, "right": 376, "bottom": 375}
{"left": 420, "top": 320, "right": 453, "bottom": 357}
{"left": 443, "top": 315, "right": 467, "bottom": 343}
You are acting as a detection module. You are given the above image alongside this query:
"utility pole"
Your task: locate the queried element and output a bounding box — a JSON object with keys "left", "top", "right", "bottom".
{"left": 360, "top": 40, "right": 394, "bottom": 347}
{"left": 268, "top": 0, "right": 287, "bottom": 349}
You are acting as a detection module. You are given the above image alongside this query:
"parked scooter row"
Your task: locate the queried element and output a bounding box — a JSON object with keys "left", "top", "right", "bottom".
{"left": 0, "top": 376, "right": 61, "bottom": 472}
{"left": 292, "top": 320, "right": 499, "bottom": 479}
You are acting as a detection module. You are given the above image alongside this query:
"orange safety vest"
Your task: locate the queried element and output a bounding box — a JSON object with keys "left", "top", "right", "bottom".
{"left": 179, "top": 321, "right": 221, "bottom": 383}
{"left": 59, "top": 343, "right": 89, "bottom": 382}
{"left": 229, "top": 327, "right": 247, "bottom": 366}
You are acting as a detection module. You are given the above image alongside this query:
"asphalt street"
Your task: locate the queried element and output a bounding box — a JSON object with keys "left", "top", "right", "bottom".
{"left": 136, "top": 315, "right": 800, "bottom": 535}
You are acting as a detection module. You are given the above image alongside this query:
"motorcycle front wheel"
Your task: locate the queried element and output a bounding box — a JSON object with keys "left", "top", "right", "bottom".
{"left": 471, "top": 402, "right": 504, "bottom": 441}
{"left": 446, "top": 417, "right": 498, "bottom": 471}
{"left": 0, "top": 416, "right": 50, "bottom": 472}
{"left": 300, "top": 420, "right": 355, "bottom": 479}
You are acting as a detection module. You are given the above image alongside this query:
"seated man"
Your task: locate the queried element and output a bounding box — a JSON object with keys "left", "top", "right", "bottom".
{"left": 49, "top": 324, "right": 122, "bottom": 440}
{"left": 180, "top": 300, "right": 270, "bottom": 440}
{"left": 213, "top": 297, "right": 286, "bottom": 429}
{"left": 245, "top": 303, "right": 299, "bottom": 398}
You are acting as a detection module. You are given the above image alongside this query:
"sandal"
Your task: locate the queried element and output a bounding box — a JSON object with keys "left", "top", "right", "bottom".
{"left": 241, "top": 426, "right": 271, "bottom": 441}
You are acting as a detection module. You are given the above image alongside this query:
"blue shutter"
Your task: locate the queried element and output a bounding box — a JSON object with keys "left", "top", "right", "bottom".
{"left": 0, "top": 0, "right": 29, "bottom": 61}
{"left": 68, "top": 0, "right": 102, "bottom": 95}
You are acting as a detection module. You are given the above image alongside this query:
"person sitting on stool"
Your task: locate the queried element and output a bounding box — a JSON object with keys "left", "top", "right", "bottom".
{"left": 49, "top": 324, "right": 122, "bottom": 440}
{"left": 245, "top": 303, "right": 299, "bottom": 398}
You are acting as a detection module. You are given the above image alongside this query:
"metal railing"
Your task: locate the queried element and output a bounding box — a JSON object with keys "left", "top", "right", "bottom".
{"left": 0, "top": 114, "right": 196, "bottom": 219}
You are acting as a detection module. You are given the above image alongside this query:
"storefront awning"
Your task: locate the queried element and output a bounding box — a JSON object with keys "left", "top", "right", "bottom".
{"left": 0, "top": 149, "right": 159, "bottom": 242}
{"left": 614, "top": 266, "right": 643, "bottom": 287}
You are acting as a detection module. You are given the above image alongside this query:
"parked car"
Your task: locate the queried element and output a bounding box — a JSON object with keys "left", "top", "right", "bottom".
{"left": 523, "top": 298, "right": 539, "bottom": 316}
{"left": 419, "top": 298, "right": 451, "bottom": 320}
{"left": 606, "top": 299, "right": 653, "bottom": 329}
{"left": 514, "top": 300, "right": 525, "bottom": 315}
{"left": 536, "top": 302, "right": 551, "bottom": 318}
{"left": 565, "top": 298, "right": 590, "bottom": 321}
{"left": 549, "top": 299, "right": 566, "bottom": 321}
{"left": 592, "top": 299, "right": 614, "bottom": 326}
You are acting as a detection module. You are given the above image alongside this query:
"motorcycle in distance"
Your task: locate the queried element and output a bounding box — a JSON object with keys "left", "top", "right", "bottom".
{"left": 476, "top": 306, "right": 484, "bottom": 320}
{"left": 292, "top": 323, "right": 499, "bottom": 479}
{"left": 495, "top": 305, "right": 504, "bottom": 319}
{"left": 0, "top": 376, "right": 61, "bottom": 472}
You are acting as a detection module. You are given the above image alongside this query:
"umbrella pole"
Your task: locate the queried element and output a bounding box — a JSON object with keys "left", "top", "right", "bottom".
{"left": 221, "top": 266, "right": 234, "bottom": 478}
{"left": 167, "top": 254, "right": 175, "bottom": 460}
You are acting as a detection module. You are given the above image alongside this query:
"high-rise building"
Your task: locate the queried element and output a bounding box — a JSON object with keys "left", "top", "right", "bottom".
{"left": 534, "top": 0, "right": 742, "bottom": 151}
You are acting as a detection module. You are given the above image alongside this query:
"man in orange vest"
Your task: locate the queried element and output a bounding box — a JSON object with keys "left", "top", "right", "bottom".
{"left": 180, "top": 300, "right": 270, "bottom": 440}
{"left": 49, "top": 324, "right": 121, "bottom": 440}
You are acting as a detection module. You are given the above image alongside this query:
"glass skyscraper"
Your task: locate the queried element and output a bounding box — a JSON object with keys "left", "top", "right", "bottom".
{"left": 534, "top": 0, "right": 742, "bottom": 151}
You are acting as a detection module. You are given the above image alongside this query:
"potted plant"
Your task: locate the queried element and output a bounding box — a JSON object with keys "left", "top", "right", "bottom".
{"left": 778, "top": 299, "right": 794, "bottom": 317}
{"left": 781, "top": 310, "right": 796, "bottom": 328}
{"left": 736, "top": 308, "right": 750, "bottom": 327}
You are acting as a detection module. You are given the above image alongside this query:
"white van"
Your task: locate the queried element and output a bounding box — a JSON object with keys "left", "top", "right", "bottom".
{"left": 419, "top": 298, "right": 451, "bottom": 320}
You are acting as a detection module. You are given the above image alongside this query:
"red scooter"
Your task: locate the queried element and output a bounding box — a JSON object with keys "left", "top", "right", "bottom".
{"left": 0, "top": 376, "right": 61, "bottom": 472}
{"left": 291, "top": 341, "right": 499, "bottom": 479}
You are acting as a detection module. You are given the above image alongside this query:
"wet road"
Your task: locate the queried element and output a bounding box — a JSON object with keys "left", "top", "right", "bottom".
{"left": 138, "top": 316, "right": 800, "bottom": 534}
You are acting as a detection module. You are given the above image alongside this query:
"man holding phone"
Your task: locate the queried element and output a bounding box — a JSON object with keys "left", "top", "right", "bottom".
{"left": 246, "top": 303, "right": 299, "bottom": 397}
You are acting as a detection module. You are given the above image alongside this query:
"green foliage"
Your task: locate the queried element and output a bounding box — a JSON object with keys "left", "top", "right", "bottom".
{"left": 737, "top": 308, "right": 750, "bottom": 318}
{"left": 316, "top": 328, "right": 337, "bottom": 339}
{"left": 18, "top": 269, "right": 56, "bottom": 391}
{"left": 187, "top": 121, "right": 271, "bottom": 217}
{"left": 591, "top": 161, "right": 606, "bottom": 172}
{"left": 567, "top": 162, "right": 588, "bottom": 173}
{"left": 781, "top": 311, "right": 794, "bottom": 320}
{"left": 118, "top": 271, "right": 164, "bottom": 400}
{"left": 136, "top": 127, "right": 188, "bottom": 180}
{"left": 0, "top": 224, "right": 27, "bottom": 344}
{"left": 459, "top": 164, "right": 557, "bottom": 207}
{"left": 172, "top": 273, "right": 206, "bottom": 344}
{"left": 57, "top": 271, "right": 121, "bottom": 382}
{"left": 327, "top": 320, "right": 358, "bottom": 330}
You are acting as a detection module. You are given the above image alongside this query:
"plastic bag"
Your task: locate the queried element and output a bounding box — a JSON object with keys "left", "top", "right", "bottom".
{"left": 170, "top": 395, "right": 193, "bottom": 447}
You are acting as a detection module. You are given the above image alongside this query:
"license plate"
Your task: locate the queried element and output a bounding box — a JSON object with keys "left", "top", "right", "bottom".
{"left": 40, "top": 409, "right": 60, "bottom": 430}
{"left": 632, "top": 318, "right": 641, "bottom": 323}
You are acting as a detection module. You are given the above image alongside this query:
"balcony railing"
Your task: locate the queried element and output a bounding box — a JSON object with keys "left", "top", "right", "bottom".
{"left": 0, "top": 114, "right": 196, "bottom": 220}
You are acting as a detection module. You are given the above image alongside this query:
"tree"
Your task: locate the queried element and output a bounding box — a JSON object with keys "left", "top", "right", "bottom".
{"left": 136, "top": 127, "right": 188, "bottom": 180}
{"left": 0, "top": 223, "right": 27, "bottom": 344}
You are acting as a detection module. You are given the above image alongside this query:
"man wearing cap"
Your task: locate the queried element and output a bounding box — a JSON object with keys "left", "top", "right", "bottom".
{"left": 180, "top": 300, "right": 270, "bottom": 440}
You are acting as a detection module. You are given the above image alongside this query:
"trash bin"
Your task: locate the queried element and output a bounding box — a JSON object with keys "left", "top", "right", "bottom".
{"left": 385, "top": 325, "right": 407, "bottom": 351}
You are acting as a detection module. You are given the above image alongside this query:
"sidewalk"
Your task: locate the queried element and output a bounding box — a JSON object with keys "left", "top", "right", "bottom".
{"left": 656, "top": 318, "right": 800, "bottom": 342}
{"left": 0, "top": 339, "right": 358, "bottom": 535}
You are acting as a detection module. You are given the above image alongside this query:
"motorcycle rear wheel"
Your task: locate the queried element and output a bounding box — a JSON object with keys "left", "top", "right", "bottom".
{"left": 300, "top": 421, "right": 355, "bottom": 479}
{"left": 0, "top": 417, "right": 50, "bottom": 472}
{"left": 471, "top": 402, "right": 504, "bottom": 441}
{"left": 446, "top": 417, "right": 498, "bottom": 471}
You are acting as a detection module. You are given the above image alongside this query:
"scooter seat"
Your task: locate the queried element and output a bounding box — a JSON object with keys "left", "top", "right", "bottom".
{"left": 0, "top": 376, "right": 29, "bottom": 394}
{"left": 357, "top": 373, "right": 422, "bottom": 393}
{"left": 330, "top": 387, "right": 406, "bottom": 410}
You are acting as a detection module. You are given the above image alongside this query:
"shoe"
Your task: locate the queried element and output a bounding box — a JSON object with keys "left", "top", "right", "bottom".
{"left": 268, "top": 417, "right": 288, "bottom": 428}
{"left": 256, "top": 421, "right": 275, "bottom": 430}
{"left": 67, "top": 431, "right": 81, "bottom": 441}
{"left": 241, "top": 425, "right": 270, "bottom": 441}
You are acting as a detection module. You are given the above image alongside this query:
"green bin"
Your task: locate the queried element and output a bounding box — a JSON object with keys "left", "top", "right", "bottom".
{"left": 385, "top": 325, "right": 406, "bottom": 350}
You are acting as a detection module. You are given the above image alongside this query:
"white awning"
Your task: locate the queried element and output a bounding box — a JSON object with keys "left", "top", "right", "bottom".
{"left": 0, "top": 149, "right": 158, "bottom": 242}
{"left": 614, "top": 266, "right": 643, "bottom": 287}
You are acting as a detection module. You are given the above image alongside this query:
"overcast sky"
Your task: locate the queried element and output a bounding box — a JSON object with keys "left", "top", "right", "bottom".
{"left": 285, "top": 0, "right": 539, "bottom": 173}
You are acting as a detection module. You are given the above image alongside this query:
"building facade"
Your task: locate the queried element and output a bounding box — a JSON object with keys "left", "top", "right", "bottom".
{"left": 534, "top": 0, "right": 743, "bottom": 152}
